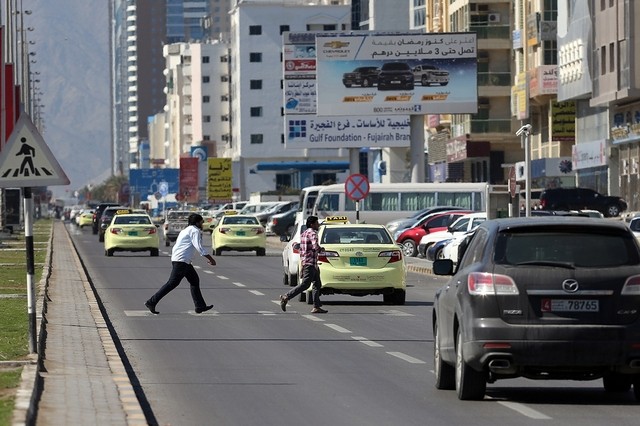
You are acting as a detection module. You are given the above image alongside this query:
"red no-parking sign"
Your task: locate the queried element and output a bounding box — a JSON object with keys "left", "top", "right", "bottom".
{"left": 345, "top": 174, "right": 370, "bottom": 201}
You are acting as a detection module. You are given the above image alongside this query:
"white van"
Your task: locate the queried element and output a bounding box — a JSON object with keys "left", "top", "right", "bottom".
{"left": 313, "top": 182, "right": 488, "bottom": 225}
{"left": 294, "top": 185, "right": 330, "bottom": 227}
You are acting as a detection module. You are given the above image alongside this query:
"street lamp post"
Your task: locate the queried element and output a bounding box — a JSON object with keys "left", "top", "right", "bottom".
{"left": 516, "top": 124, "right": 533, "bottom": 218}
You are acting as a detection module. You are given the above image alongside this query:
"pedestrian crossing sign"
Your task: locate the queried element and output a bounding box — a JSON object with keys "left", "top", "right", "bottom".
{"left": 0, "top": 112, "right": 69, "bottom": 187}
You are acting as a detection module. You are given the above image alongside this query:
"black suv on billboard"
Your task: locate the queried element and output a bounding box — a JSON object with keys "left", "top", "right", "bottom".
{"left": 539, "top": 187, "right": 627, "bottom": 217}
{"left": 342, "top": 66, "right": 379, "bottom": 88}
{"left": 377, "top": 62, "right": 414, "bottom": 91}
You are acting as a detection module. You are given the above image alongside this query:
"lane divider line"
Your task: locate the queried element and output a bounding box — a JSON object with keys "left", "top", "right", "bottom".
{"left": 249, "top": 290, "right": 264, "bottom": 296}
{"left": 386, "top": 352, "right": 426, "bottom": 364}
{"left": 324, "top": 324, "right": 352, "bottom": 333}
{"left": 301, "top": 314, "right": 324, "bottom": 322}
{"left": 258, "top": 311, "right": 276, "bottom": 316}
{"left": 496, "top": 401, "right": 552, "bottom": 420}
{"left": 232, "top": 282, "right": 245, "bottom": 287}
{"left": 352, "top": 336, "right": 384, "bottom": 347}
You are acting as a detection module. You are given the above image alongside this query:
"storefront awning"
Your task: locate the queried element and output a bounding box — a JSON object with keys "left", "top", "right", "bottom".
{"left": 255, "top": 161, "right": 350, "bottom": 171}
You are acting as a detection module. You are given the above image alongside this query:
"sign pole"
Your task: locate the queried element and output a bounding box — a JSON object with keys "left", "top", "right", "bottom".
{"left": 356, "top": 200, "right": 360, "bottom": 224}
{"left": 23, "top": 186, "right": 36, "bottom": 353}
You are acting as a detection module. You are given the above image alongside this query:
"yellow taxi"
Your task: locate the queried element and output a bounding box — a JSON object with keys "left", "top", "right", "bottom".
{"left": 212, "top": 211, "right": 266, "bottom": 256}
{"left": 77, "top": 209, "right": 94, "bottom": 228}
{"left": 104, "top": 211, "right": 160, "bottom": 257}
{"left": 303, "top": 217, "right": 406, "bottom": 305}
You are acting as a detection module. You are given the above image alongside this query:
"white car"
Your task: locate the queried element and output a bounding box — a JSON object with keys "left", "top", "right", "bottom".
{"left": 440, "top": 229, "right": 476, "bottom": 265}
{"left": 280, "top": 221, "right": 307, "bottom": 287}
{"left": 417, "top": 212, "right": 486, "bottom": 257}
{"left": 628, "top": 217, "right": 640, "bottom": 241}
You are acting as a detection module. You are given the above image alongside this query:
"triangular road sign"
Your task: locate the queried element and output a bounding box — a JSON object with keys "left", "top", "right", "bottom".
{"left": 0, "top": 112, "right": 69, "bottom": 187}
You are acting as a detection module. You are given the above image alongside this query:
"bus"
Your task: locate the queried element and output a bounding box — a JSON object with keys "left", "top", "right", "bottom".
{"left": 312, "top": 182, "right": 488, "bottom": 225}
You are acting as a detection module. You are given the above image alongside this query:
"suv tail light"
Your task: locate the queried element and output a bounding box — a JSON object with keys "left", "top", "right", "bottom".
{"left": 539, "top": 198, "right": 547, "bottom": 209}
{"left": 621, "top": 275, "right": 640, "bottom": 295}
{"left": 468, "top": 272, "right": 519, "bottom": 296}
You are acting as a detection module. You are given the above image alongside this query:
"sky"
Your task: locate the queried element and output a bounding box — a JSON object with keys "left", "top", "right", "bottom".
{"left": 26, "top": 0, "right": 111, "bottom": 200}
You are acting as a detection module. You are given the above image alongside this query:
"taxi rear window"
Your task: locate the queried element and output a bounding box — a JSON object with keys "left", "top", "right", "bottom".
{"left": 114, "top": 216, "right": 152, "bottom": 225}
{"left": 321, "top": 227, "right": 392, "bottom": 245}
{"left": 222, "top": 216, "right": 259, "bottom": 225}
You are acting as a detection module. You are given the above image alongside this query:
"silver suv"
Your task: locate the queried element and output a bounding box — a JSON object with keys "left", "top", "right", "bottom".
{"left": 413, "top": 64, "right": 449, "bottom": 86}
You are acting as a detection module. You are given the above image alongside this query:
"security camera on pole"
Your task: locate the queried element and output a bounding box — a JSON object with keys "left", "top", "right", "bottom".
{"left": 516, "top": 124, "right": 532, "bottom": 217}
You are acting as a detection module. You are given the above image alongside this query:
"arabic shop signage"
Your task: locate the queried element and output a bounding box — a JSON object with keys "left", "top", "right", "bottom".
{"left": 285, "top": 115, "right": 410, "bottom": 149}
{"left": 611, "top": 110, "right": 640, "bottom": 144}
{"left": 529, "top": 65, "right": 558, "bottom": 97}
{"left": 207, "top": 158, "right": 232, "bottom": 203}
{"left": 315, "top": 32, "right": 478, "bottom": 116}
{"left": 551, "top": 100, "right": 575, "bottom": 142}
{"left": 571, "top": 140, "right": 606, "bottom": 170}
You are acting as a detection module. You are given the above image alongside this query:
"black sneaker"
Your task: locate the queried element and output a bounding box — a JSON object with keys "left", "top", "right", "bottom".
{"left": 279, "top": 295, "right": 288, "bottom": 312}
{"left": 195, "top": 304, "right": 214, "bottom": 314}
{"left": 145, "top": 301, "right": 159, "bottom": 315}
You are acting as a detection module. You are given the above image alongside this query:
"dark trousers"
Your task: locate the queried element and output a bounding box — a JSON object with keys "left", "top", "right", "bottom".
{"left": 286, "top": 264, "right": 322, "bottom": 308}
{"left": 148, "top": 262, "right": 207, "bottom": 309}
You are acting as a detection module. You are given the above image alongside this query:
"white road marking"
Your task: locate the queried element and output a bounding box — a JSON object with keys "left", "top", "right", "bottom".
{"left": 217, "top": 275, "right": 229, "bottom": 280}
{"left": 352, "top": 336, "right": 384, "bottom": 347}
{"left": 324, "top": 324, "right": 352, "bottom": 333}
{"left": 302, "top": 314, "right": 324, "bottom": 322}
{"left": 386, "top": 352, "right": 426, "bottom": 364}
{"left": 203, "top": 270, "right": 214, "bottom": 274}
{"left": 249, "top": 290, "right": 264, "bottom": 296}
{"left": 496, "top": 401, "right": 551, "bottom": 420}
{"left": 258, "top": 311, "right": 276, "bottom": 316}
{"left": 188, "top": 310, "right": 218, "bottom": 316}
{"left": 232, "top": 282, "right": 245, "bottom": 287}
{"left": 124, "top": 310, "right": 156, "bottom": 317}
{"left": 381, "top": 310, "right": 413, "bottom": 317}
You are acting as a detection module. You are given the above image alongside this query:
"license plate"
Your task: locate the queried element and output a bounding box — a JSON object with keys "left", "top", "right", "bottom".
{"left": 391, "top": 80, "right": 400, "bottom": 84}
{"left": 236, "top": 230, "right": 246, "bottom": 236}
{"left": 350, "top": 257, "right": 367, "bottom": 266}
{"left": 127, "top": 231, "right": 138, "bottom": 236}
{"left": 541, "top": 299, "right": 599, "bottom": 312}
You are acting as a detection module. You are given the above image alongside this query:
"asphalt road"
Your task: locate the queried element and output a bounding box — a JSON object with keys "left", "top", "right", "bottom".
{"left": 67, "top": 224, "right": 640, "bottom": 426}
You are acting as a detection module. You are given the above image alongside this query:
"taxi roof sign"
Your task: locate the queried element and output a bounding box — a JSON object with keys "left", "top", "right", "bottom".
{"left": 321, "top": 216, "right": 350, "bottom": 224}
{"left": 224, "top": 210, "right": 239, "bottom": 215}
{"left": 0, "top": 112, "right": 69, "bottom": 187}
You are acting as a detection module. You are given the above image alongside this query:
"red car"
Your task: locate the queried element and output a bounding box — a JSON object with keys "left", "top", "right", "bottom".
{"left": 395, "top": 210, "right": 471, "bottom": 257}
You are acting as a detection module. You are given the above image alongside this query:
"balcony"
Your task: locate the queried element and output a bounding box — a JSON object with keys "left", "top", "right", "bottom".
{"left": 477, "top": 72, "right": 511, "bottom": 87}
{"left": 469, "top": 25, "right": 511, "bottom": 40}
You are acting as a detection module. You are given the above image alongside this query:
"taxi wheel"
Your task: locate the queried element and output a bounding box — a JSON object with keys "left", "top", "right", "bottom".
{"left": 283, "top": 274, "right": 289, "bottom": 286}
{"left": 299, "top": 292, "right": 306, "bottom": 303}
{"left": 256, "top": 248, "right": 266, "bottom": 256}
{"left": 307, "top": 292, "right": 313, "bottom": 305}
{"left": 150, "top": 248, "right": 159, "bottom": 257}
{"left": 288, "top": 273, "right": 298, "bottom": 287}
{"left": 215, "top": 248, "right": 222, "bottom": 256}
{"left": 165, "top": 239, "right": 170, "bottom": 247}
{"left": 383, "top": 290, "right": 406, "bottom": 305}
{"left": 106, "top": 248, "right": 114, "bottom": 257}
{"left": 99, "top": 234, "right": 105, "bottom": 243}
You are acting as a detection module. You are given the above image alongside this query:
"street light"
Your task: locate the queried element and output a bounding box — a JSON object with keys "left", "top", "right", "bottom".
{"left": 516, "top": 124, "right": 532, "bottom": 217}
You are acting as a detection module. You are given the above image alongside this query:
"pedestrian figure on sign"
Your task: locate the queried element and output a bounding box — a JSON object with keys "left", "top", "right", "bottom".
{"left": 17, "top": 137, "right": 35, "bottom": 176}
{"left": 145, "top": 213, "right": 216, "bottom": 314}
{"left": 280, "top": 215, "right": 328, "bottom": 314}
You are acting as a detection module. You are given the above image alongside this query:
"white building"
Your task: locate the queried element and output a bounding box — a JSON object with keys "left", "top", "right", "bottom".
{"left": 160, "top": 40, "right": 231, "bottom": 168}
{"left": 229, "top": 0, "right": 352, "bottom": 200}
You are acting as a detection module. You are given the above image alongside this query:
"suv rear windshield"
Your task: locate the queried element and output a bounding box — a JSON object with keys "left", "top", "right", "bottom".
{"left": 494, "top": 229, "right": 640, "bottom": 267}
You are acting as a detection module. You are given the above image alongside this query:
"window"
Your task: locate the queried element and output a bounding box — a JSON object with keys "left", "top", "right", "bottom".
{"left": 250, "top": 52, "right": 262, "bottom": 62}
{"left": 203, "top": 135, "right": 210, "bottom": 140}
{"left": 280, "top": 25, "right": 290, "bottom": 35}
{"left": 220, "top": 55, "right": 228, "bottom": 63}
{"left": 250, "top": 107, "right": 262, "bottom": 117}
{"left": 250, "top": 134, "right": 263, "bottom": 144}
{"left": 249, "top": 25, "right": 262, "bottom": 35}
{"left": 202, "top": 76, "right": 210, "bottom": 83}
{"left": 609, "top": 42, "right": 615, "bottom": 73}
{"left": 601, "top": 45, "right": 607, "bottom": 75}
{"left": 281, "top": 134, "right": 285, "bottom": 144}
{"left": 543, "top": 40, "right": 557, "bottom": 65}
{"left": 276, "top": 174, "right": 292, "bottom": 190}
{"left": 250, "top": 80, "right": 262, "bottom": 90}
{"left": 202, "top": 56, "right": 210, "bottom": 63}
{"left": 203, "top": 96, "right": 210, "bottom": 103}
{"left": 203, "top": 115, "right": 211, "bottom": 122}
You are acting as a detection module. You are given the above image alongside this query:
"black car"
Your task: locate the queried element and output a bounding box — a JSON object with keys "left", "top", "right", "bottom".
{"left": 377, "top": 62, "right": 414, "bottom": 91}
{"left": 98, "top": 206, "right": 128, "bottom": 242}
{"left": 267, "top": 208, "right": 297, "bottom": 236}
{"left": 92, "top": 202, "right": 121, "bottom": 235}
{"left": 432, "top": 217, "right": 640, "bottom": 400}
{"left": 539, "top": 187, "right": 627, "bottom": 217}
{"left": 342, "top": 66, "right": 379, "bottom": 88}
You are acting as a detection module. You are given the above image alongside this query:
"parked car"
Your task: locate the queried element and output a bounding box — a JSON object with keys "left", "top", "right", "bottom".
{"left": 385, "top": 206, "right": 468, "bottom": 236}
{"left": 98, "top": 206, "right": 128, "bottom": 242}
{"left": 628, "top": 217, "right": 640, "bottom": 241}
{"left": 432, "top": 217, "right": 640, "bottom": 400}
{"left": 267, "top": 207, "right": 298, "bottom": 237}
{"left": 254, "top": 201, "right": 298, "bottom": 228}
{"left": 412, "top": 64, "right": 449, "bottom": 86}
{"left": 539, "top": 187, "right": 627, "bottom": 217}
{"left": 395, "top": 210, "right": 470, "bottom": 257}
{"left": 377, "top": 62, "right": 414, "bottom": 91}
{"left": 280, "top": 221, "right": 307, "bottom": 287}
{"left": 342, "top": 66, "right": 379, "bottom": 88}
{"left": 417, "top": 212, "right": 487, "bottom": 258}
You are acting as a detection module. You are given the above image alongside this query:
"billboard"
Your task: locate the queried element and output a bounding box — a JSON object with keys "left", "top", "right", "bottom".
{"left": 315, "top": 32, "right": 478, "bottom": 116}
{"left": 129, "top": 169, "right": 179, "bottom": 198}
{"left": 207, "top": 158, "right": 232, "bottom": 203}
{"left": 283, "top": 31, "right": 410, "bottom": 149}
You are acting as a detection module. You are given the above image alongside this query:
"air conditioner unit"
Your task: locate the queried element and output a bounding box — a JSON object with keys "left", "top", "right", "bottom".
{"left": 220, "top": 75, "right": 229, "bottom": 82}
{"left": 488, "top": 13, "right": 500, "bottom": 23}
{"left": 221, "top": 95, "right": 229, "bottom": 102}
{"left": 221, "top": 115, "right": 230, "bottom": 121}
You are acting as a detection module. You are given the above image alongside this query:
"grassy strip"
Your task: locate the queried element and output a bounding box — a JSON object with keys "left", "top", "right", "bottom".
{"left": 0, "top": 368, "right": 22, "bottom": 426}
{"left": 0, "top": 218, "right": 52, "bottom": 425}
